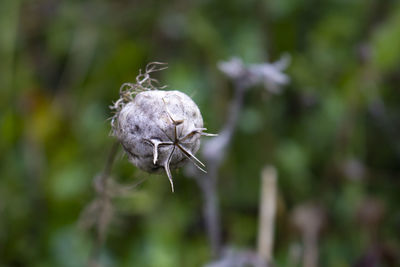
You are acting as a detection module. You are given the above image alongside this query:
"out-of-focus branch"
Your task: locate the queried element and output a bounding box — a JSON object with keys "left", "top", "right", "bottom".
{"left": 80, "top": 141, "right": 148, "bottom": 267}
{"left": 257, "top": 166, "right": 277, "bottom": 266}
{"left": 81, "top": 141, "right": 119, "bottom": 267}
{"left": 186, "top": 55, "right": 290, "bottom": 259}
{"left": 292, "top": 203, "right": 325, "bottom": 267}
{"left": 195, "top": 80, "right": 246, "bottom": 258}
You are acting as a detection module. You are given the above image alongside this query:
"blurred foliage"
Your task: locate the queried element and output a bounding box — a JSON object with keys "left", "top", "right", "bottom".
{"left": 1, "top": 0, "right": 400, "bottom": 266}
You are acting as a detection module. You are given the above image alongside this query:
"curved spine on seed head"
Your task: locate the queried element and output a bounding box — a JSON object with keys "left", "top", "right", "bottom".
{"left": 164, "top": 145, "right": 176, "bottom": 192}
{"left": 157, "top": 99, "right": 215, "bottom": 191}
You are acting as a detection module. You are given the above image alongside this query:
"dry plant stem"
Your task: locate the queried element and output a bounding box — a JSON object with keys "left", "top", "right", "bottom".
{"left": 194, "top": 80, "right": 247, "bottom": 258}
{"left": 222, "top": 80, "right": 247, "bottom": 144}
{"left": 292, "top": 204, "right": 324, "bottom": 267}
{"left": 303, "top": 233, "right": 318, "bottom": 267}
{"left": 196, "top": 165, "right": 220, "bottom": 258}
{"left": 257, "top": 166, "right": 277, "bottom": 266}
{"left": 88, "top": 141, "right": 119, "bottom": 267}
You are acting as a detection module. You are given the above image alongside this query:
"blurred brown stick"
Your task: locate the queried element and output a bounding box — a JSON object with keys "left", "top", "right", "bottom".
{"left": 257, "top": 166, "right": 277, "bottom": 266}
{"left": 292, "top": 203, "right": 324, "bottom": 267}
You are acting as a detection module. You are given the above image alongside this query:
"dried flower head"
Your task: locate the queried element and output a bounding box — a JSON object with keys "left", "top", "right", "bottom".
{"left": 218, "top": 55, "right": 291, "bottom": 93}
{"left": 110, "top": 62, "right": 215, "bottom": 192}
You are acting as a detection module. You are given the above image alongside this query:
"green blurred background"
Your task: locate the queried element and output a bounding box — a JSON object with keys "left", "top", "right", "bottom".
{"left": 1, "top": 0, "right": 400, "bottom": 266}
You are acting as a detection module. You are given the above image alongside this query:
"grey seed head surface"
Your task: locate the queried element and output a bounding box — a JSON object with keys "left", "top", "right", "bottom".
{"left": 115, "top": 90, "right": 203, "bottom": 174}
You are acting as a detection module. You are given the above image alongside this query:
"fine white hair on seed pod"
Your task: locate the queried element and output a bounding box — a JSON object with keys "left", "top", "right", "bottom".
{"left": 110, "top": 63, "right": 216, "bottom": 192}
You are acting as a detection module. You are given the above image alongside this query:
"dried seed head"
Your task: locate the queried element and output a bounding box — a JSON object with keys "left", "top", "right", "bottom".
{"left": 111, "top": 63, "right": 216, "bottom": 192}
{"left": 116, "top": 90, "right": 203, "bottom": 175}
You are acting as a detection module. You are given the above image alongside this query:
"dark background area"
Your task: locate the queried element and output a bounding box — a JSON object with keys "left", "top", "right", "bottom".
{"left": 1, "top": 0, "right": 400, "bottom": 266}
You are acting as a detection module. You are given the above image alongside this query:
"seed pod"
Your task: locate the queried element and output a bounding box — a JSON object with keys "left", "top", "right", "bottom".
{"left": 111, "top": 63, "right": 215, "bottom": 192}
